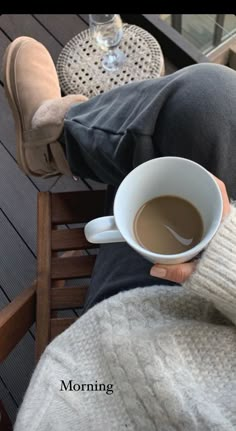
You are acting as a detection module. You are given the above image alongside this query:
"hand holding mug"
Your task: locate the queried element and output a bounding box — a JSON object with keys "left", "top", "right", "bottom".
{"left": 150, "top": 175, "right": 230, "bottom": 283}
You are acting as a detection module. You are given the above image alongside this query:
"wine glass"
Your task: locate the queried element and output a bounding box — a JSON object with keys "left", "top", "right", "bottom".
{"left": 89, "top": 14, "right": 126, "bottom": 72}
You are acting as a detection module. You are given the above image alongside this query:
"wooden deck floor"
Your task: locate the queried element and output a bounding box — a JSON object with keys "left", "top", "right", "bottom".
{"left": 0, "top": 14, "right": 177, "bottom": 424}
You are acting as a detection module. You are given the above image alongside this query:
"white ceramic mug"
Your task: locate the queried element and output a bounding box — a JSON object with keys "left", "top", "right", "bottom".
{"left": 85, "top": 157, "right": 223, "bottom": 264}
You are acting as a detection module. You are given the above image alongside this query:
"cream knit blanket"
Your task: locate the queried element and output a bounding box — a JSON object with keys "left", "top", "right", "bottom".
{"left": 15, "top": 206, "right": 236, "bottom": 430}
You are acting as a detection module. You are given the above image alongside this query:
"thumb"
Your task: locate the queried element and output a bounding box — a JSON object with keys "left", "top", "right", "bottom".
{"left": 150, "top": 261, "right": 197, "bottom": 283}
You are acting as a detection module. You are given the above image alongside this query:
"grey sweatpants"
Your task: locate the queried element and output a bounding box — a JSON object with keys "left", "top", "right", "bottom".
{"left": 61, "top": 63, "right": 236, "bottom": 311}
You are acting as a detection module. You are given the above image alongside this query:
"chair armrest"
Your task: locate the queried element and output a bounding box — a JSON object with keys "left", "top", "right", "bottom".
{"left": 0, "top": 283, "right": 36, "bottom": 362}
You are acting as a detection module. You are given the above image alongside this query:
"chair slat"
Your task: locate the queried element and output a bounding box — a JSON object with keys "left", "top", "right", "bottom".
{"left": 50, "top": 317, "right": 77, "bottom": 340}
{"left": 51, "top": 190, "right": 106, "bottom": 224}
{"left": 35, "top": 189, "right": 104, "bottom": 358}
{"left": 51, "top": 286, "right": 88, "bottom": 309}
{"left": 51, "top": 228, "right": 95, "bottom": 251}
{"left": 51, "top": 255, "right": 96, "bottom": 279}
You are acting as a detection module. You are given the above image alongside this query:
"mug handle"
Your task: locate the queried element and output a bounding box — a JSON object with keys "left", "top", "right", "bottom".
{"left": 84, "top": 216, "right": 125, "bottom": 244}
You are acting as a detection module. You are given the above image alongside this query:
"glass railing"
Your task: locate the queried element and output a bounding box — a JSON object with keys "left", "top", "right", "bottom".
{"left": 159, "top": 14, "right": 236, "bottom": 55}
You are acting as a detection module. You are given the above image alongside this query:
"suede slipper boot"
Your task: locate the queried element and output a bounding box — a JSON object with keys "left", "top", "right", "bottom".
{"left": 3, "top": 36, "right": 87, "bottom": 177}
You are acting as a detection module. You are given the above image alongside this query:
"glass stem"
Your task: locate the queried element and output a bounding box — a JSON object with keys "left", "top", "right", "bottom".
{"left": 107, "top": 48, "right": 117, "bottom": 64}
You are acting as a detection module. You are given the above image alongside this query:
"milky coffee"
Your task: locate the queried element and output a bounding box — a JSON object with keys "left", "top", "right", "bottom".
{"left": 134, "top": 195, "right": 203, "bottom": 254}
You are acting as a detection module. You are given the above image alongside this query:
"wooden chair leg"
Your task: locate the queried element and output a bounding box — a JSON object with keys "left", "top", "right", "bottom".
{"left": 36, "top": 192, "right": 52, "bottom": 362}
{"left": 0, "top": 284, "right": 36, "bottom": 363}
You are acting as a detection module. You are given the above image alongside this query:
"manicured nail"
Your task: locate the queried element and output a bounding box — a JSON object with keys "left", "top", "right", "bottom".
{"left": 150, "top": 267, "right": 167, "bottom": 278}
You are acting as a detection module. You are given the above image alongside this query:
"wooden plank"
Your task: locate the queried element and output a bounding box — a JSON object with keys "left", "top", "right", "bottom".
{"left": 0, "top": 210, "right": 36, "bottom": 299}
{"left": 0, "top": 82, "right": 56, "bottom": 191}
{"left": 0, "top": 291, "right": 35, "bottom": 409}
{"left": 0, "top": 380, "right": 17, "bottom": 425}
{"left": 51, "top": 255, "right": 96, "bottom": 279}
{"left": 51, "top": 227, "right": 94, "bottom": 251}
{"left": 0, "top": 84, "right": 17, "bottom": 152}
{"left": 0, "top": 284, "right": 36, "bottom": 362}
{"left": 0, "top": 144, "right": 38, "bottom": 254}
{"left": 78, "top": 15, "right": 89, "bottom": 25}
{"left": 0, "top": 30, "right": 11, "bottom": 82}
{"left": 50, "top": 317, "right": 77, "bottom": 340}
{"left": 51, "top": 190, "right": 106, "bottom": 224}
{"left": 121, "top": 14, "right": 209, "bottom": 68}
{"left": 0, "top": 213, "right": 36, "bottom": 411}
{"left": 36, "top": 192, "right": 51, "bottom": 360}
{"left": 51, "top": 285, "right": 88, "bottom": 309}
{"left": 0, "top": 14, "right": 61, "bottom": 63}
{"left": 35, "top": 14, "right": 88, "bottom": 45}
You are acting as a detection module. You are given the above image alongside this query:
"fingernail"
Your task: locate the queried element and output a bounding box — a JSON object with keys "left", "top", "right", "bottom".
{"left": 150, "top": 267, "right": 167, "bottom": 278}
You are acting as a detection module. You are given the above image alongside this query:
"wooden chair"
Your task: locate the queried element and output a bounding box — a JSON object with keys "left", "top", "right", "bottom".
{"left": 0, "top": 189, "right": 106, "bottom": 363}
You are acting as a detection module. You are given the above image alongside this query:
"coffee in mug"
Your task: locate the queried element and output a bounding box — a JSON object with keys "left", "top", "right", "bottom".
{"left": 134, "top": 195, "right": 203, "bottom": 254}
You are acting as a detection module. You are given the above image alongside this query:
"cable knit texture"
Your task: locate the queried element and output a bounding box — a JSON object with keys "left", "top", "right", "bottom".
{"left": 14, "top": 206, "right": 236, "bottom": 431}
